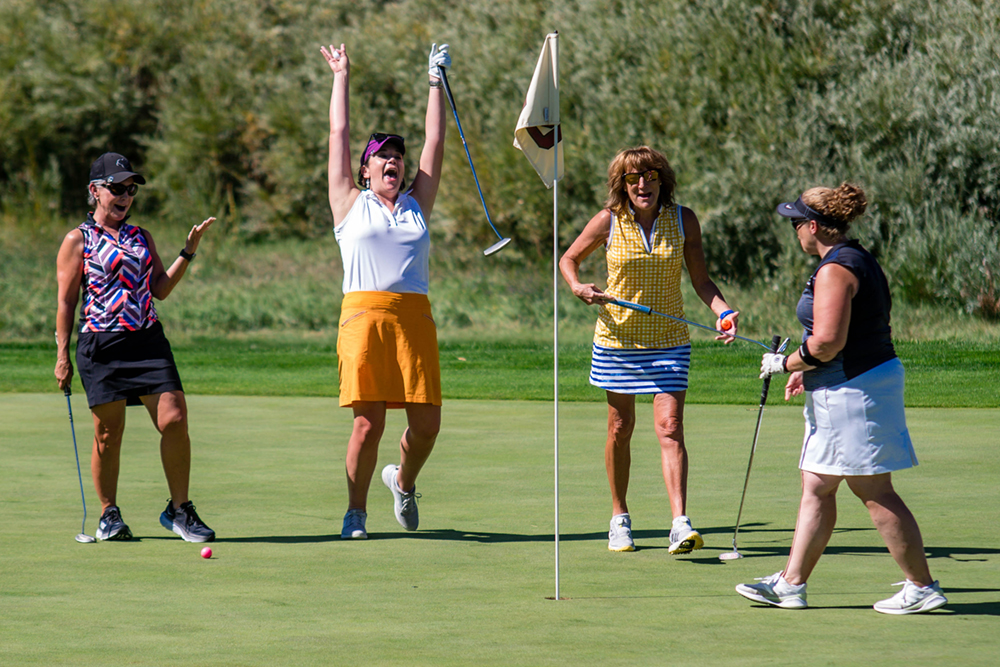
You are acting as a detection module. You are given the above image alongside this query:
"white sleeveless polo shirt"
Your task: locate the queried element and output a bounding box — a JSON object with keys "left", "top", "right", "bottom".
{"left": 334, "top": 190, "right": 430, "bottom": 294}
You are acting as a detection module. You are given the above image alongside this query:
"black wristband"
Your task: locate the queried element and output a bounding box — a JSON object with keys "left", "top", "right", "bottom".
{"left": 781, "top": 355, "right": 789, "bottom": 373}
{"left": 799, "top": 341, "right": 822, "bottom": 367}
{"left": 179, "top": 248, "right": 196, "bottom": 261}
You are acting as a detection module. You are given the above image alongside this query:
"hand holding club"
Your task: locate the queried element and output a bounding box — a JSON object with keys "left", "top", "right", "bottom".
{"left": 760, "top": 352, "right": 788, "bottom": 379}
{"left": 428, "top": 43, "right": 451, "bottom": 78}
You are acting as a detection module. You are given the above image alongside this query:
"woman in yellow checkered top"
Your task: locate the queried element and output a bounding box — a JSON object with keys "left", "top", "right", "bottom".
{"left": 560, "top": 146, "right": 740, "bottom": 553}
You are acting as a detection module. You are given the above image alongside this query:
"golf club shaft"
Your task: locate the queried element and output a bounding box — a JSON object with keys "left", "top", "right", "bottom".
{"left": 437, "top": 68, "right": 505, "bottom": 242}
{"left": 608, "top": 298, "right": 771, "bottom": 350}
{"left": 729, "top": 334, "right": 782, "bottom": 552}
{"left": 64, "top": 387, "right": 88, "bottom": 535}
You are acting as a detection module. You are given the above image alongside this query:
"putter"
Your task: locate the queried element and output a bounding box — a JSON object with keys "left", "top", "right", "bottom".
{"left": 719, "top": 334, "right": 783, "bottom": 561}
{"left": 608, "top": 298, "right": 775, "bottom": 350}
{"left": 63, "top": 386, "right": 96, "bottom": 543}
{"left": 437, "top": 67, "right": 511, "bottom": 256}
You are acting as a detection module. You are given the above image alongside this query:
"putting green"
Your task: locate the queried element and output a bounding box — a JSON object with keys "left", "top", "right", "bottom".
{"left": 2, "top": 394, "right": 997, "bottom": 666}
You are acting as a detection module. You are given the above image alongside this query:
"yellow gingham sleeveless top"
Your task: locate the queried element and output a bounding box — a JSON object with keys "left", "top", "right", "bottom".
{"left": 594, "top": 204, "right": 690, "bottom": 349}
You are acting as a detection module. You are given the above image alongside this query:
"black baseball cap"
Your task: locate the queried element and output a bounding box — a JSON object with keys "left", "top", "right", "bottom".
{"left": 89, "top": 152, "right": 146, "bottom": 185}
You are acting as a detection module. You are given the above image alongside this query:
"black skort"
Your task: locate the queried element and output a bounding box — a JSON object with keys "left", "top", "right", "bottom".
{"left": 76, "top": 321, "right": 184, "bottom": 409}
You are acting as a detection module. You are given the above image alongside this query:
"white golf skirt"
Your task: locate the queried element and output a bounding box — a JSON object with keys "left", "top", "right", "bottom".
{"left": 800, "top": 357, "right": 918, "bottom": 476}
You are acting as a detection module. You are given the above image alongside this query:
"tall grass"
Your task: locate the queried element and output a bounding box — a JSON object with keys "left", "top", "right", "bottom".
{"left": 3, "top": 220, "right": 996, "bottom": 343}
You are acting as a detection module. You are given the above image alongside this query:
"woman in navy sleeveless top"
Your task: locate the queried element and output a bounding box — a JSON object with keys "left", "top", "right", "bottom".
{"left": 55, "top": 152, "right": 217, "bottom": 544}
{"left": 734, "top": 183, "right": 946, "bottom": 615}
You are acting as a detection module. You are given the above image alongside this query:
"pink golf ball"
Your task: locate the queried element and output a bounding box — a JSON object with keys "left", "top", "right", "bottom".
{"left": 201, "top": 547, "right": 212, "bottom": 559}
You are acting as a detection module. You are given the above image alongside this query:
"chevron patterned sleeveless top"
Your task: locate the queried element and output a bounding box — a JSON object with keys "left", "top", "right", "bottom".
{"left": 594, "top": 204, "right": 690, "bottom": 349}
{"left": 78, "top": 214, "right": 158, "bottom": 332}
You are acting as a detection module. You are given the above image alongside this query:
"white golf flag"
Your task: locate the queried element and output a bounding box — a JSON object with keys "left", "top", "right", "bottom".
{"left": 513, "top": 32, "right": 562, "bottom": 188}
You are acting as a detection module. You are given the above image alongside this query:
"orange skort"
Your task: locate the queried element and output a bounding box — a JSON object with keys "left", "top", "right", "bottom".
{"left": 336, "top": 291, "right": 441, "bottom": 408}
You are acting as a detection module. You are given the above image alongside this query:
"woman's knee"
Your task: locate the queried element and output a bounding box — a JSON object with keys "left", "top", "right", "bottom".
{"left": 407, "top": 414, "right": 440, "bottom": 443}
{"left": 654, "top": 413, "right": 683, "bottom": 443}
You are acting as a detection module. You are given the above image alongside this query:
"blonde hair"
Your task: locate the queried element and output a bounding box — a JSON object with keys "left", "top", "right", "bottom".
{"left": 801, "top": 182, "right": 867, "bottom": 233}
{"left": 604, "top": 146, "right": 676, "bottom": 217}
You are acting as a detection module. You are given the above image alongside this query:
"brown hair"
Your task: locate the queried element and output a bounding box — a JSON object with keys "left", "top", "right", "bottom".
{"left": 801, "top": 182, "right": 867, "bottom": 233}
{"left": 604, "top": 146, "right": 676, "bottom": 216}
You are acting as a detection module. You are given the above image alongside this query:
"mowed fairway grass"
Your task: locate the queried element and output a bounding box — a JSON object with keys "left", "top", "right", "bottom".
{"left": 2, "top": 391, "right": 998, "bottom": 666}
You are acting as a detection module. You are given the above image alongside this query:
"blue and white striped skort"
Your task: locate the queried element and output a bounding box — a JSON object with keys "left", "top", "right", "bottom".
{"left": 589, "top": 343, "right": 691, "bottom": 394}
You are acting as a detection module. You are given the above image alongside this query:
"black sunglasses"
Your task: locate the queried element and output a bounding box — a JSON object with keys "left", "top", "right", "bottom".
{"left": 790, "top": 218, "right": 808, "bottom": 230}
{"left": 623, "top": 170, "right": 659, "bottom": 185}
{"left": 99, "top": 182, "right": 139, "bottom": 197}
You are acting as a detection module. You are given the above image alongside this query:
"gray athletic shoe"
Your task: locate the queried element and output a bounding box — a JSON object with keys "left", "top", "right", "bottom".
{"left": 160, "top": 500, "right": 215, "bottom": 543}
{"left": 736, "top": 572, "right": 808, "bottom": 609}
{"left": 608, "top": 513, "right": 635, "bottom": 552}
{"left": 382, "top": 464, "right": 419, "bottom": 531}
{"left": 341, "top": 509, "right": 368, "bottom": 539}
{"left": 873, "top": 580, "right": 947, "bottom": 615}
{"left": 668, "top": 515, "right": 704, "bottom": 554}
{"left": 96, "top": 505, "right": 132, "bottom": 541}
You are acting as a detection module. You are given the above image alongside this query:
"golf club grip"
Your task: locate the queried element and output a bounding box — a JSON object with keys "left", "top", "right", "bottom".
{"left": 759, "top": 335, "right": 782, "bottom": 404}
{"left": 609, "top": 298, "right": 651, "bottom": 314}
{"left": 437, "top": 67, "right": 459, "bottom": 119}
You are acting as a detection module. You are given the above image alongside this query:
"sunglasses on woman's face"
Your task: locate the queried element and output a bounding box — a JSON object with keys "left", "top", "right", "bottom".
{"left": 623, "top": 170, "right": 659, "bottom": 185}
{"left": 100, "top": 182, "right": 139, "bottom": 197}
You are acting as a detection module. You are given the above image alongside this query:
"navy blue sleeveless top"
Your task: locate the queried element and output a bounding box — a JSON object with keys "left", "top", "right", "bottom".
{"left": 795, "top": 240, "right": 896, "bottom": 390}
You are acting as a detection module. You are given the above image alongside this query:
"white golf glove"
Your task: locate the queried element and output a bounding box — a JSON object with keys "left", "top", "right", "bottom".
{"left": 760, "top": 353, "right": 789, "bottom": 379}
{"left": 428, "top": 43, "right": 451, "bottom": 77}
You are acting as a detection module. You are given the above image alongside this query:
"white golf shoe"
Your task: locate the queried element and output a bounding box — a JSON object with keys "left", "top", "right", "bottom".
{"left": 382, "top": 464, "right": 419, "bottom": 531}
{"left": 736, "top": 572, "right": 808, "bottom": 609}
{"left": 873, "top": 580, "right": 947, "bottom": 615}
{"left": 608, "top": 513, "right": 635, "bottom": 552}
{"left": 668, "top": 515, "right": 704, "bottom": 554}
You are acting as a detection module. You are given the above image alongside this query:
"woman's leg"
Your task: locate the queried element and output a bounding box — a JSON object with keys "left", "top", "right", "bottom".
{"left": 652, "top": 391, "right": 687, "bottom": 518}
{"left": 783, "top": 471, "right": 843, "bottom": 585}
{"left": 606, "top": 392, "right": 636, "bottom": 516}
{"left": 396, "top": 403, "right": 441, "bottom": 492}
{"left": 90, "top": 399, "right": 128, "bottom": 510}
{"left": 141, "top": 390, "right": 190, "bottom": 507}
{"left": 846, "top": 473, "right": 933, "bottom": 586}
{"left": 346, "top": 401, "right": 387, "bottom": 511}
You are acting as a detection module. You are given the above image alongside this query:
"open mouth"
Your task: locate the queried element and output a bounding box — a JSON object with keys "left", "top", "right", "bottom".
{"left": 383, "top": 166, "right": 399, "bottom": 183}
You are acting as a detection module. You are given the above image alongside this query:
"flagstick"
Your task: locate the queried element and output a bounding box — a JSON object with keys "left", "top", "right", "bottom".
{"left": 553, "top": 119, "right": 560, "bottom": 603}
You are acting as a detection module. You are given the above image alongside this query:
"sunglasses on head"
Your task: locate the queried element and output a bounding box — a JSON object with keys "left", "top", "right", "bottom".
{"left": 369, "top": 132, "right": 404, "bottom": 144}
{"left": 623, "top": 169, "right": 659, "bottom": 185}
{"left": 99, "top": 182, "right": 139, "bottom": 197}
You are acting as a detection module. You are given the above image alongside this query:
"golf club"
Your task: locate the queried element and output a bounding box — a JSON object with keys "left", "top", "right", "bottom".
{"left": 719, "top": 334, "right": 783, "bottom": 561}
{"left": 608, "top": 298, "right": 776, "bottom": 351}
{"left": 437, "top": 66, "right": 511, "bottom": 256}
{"left": 63, "top": 386, "right": 96, "bottom": 544}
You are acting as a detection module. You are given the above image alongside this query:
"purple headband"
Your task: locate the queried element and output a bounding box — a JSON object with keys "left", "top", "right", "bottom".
{"left": 361, "top": 133, "right": 405, "bottom": 166}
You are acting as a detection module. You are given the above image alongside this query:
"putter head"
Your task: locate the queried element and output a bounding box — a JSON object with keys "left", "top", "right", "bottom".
{"left": 76, "top": 533, "right": 96, "bottom": 544}
{"left": 718, "top": 550, "right": 743, "bottom": 561}
{"left": 483, "top": 237, "right": 511, "bottom": 256}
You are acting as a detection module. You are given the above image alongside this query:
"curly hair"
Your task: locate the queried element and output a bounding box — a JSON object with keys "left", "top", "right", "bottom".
{"left": 603, "top": 146, "right": 676, "bottom": 217}
{"left": 801, "top": 182, "right": 867, "bottom": 233}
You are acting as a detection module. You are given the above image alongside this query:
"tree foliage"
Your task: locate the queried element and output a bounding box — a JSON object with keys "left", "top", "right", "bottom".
{"left": 1, "top": 0, "right": 997, "bottom": 316}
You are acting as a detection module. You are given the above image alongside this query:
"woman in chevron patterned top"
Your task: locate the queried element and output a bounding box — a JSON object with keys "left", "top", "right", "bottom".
{"left": 560, "top": 146, "right": 740, "bottom": 554}
{"left": 55, "top": 152, "right": 216, "bottom": 544}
